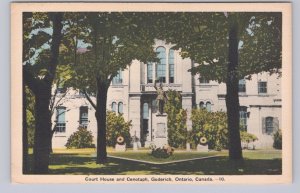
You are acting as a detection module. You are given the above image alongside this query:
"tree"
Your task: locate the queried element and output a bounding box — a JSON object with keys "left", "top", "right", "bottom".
{"left": 191, "top": 109, "right": 228, "bottom": 150}
{"left": 157, "top": 12, "right": 281, "bottom": 159}
{"left": 70, "top": 13, "right": 158, "bottom": 163}
{"left": 48, "top": 65, "right": 74, "bottom": 153}
{"left": 106, "top": 111, "right": 132, "bottom": 147}
{"left": 23, "top": 12, "right": 63, "bottom": 173}
{"left": 164, "top": 90, "right": 187, "bottom": 148}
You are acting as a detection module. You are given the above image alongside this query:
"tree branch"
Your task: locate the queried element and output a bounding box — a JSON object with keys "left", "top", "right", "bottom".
{"left": 44, "top": 13, "right": 63, "bottom": 84}
{"left": 49, "top": 79, "right": 59, "bottom": 113}
{"left": 83, "top": 90, "right": 97, "bottom": 110}
{"left": 50, "top": 87, "right": 69, "bottom": 116}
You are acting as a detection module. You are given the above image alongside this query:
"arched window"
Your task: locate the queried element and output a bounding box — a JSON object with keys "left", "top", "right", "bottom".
{"left": 206, "top": 102, "right": 211, "bottom": 112}
{"left": 169, "top": 49, "right": 175, "bottom": 83}
{"left": 200, "top": 77, "right": 209, "bottom": 84}
{"left": 118, "top": 102, "right": 123, "bottom": 114}
{"left": 239, "top": 106, "right": 248, "bottom": 131}
{"left": 112, "top": 69, "right": 123, "bottom": 85}
{"left": 156, "top": 47, "right": 166, "bottom": 83}
{"left": 112, "top": 102, "right": 117, "bottom": 112}
{"left": 147, "top": 63, "right": 153, "bottom": 83}
{"left": 143, "top": 103, "right": 149, "bottom": 119}
{"left": 199, "top": 102, "right": 205, "bottom": 109}
{"left": 239, "top": 79, "right": 246, "bottom": 93}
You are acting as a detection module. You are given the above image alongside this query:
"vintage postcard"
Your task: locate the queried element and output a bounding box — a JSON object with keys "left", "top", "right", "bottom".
{"left": 11, "top": 2, "right": 292, "bottom": 184}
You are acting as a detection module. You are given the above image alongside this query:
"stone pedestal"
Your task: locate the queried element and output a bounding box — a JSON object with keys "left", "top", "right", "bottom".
{"left": 153, "top": 114, "right": 168, "bottom": 147}
{"left": 115, "top": 144, "right": 126, "bottom": 152}
{"left": 197, "top": 144, "right": 209, "bottom": 152}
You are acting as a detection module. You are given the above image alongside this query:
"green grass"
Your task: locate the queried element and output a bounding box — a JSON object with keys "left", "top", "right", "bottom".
{"left": 26, "top": 148, "right": 282, "bottom": 175}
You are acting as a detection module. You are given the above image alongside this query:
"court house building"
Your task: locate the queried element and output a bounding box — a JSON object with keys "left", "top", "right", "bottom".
{"left": 52, "top": 40, "right": 282, "bottom": 149}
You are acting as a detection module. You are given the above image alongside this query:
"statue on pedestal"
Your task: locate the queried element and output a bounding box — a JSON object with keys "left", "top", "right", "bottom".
{"left": 154, "top": 80, "right": 168, "bottom": 115}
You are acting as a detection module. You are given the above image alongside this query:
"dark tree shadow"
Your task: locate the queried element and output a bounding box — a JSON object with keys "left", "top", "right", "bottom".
{"left": 25, "top": 153, "right": 282, "bottom": 175}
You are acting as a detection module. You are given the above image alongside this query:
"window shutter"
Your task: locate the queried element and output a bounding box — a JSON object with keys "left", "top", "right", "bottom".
{"left": 274, "top": 117, "right": 279, "bottom": 132}
{"left": 262, "top": 117, "right": 266, "bottom": 134}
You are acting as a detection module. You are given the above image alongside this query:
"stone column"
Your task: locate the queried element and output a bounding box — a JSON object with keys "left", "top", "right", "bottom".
{"left": 182, "top": 95, "right": 193, "bottom": 130}
{"left": 129, "top": 95, "right": 141, "bottom": 144}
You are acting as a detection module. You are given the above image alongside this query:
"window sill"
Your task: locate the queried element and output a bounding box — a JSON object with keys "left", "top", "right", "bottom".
{"left": 258, "top": 93, "right": 269, "bottom": 97}
{"left": 111, "top": 84, "right": 125, "bottom": 88}
{"left": 54, "top": 135, "right": 67, "bottom": 138}
{"left": 239, "top": 93, "right": 248, "bottom": 97}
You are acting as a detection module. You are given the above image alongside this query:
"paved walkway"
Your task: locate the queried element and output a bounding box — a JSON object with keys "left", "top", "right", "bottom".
{"left": 107, "top": 155, "right": 220, "bottom": 165}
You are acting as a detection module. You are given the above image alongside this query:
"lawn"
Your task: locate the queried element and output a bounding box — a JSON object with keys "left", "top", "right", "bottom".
{"left": 26, "top": 148, "right": 282, "bottom": 175}
{"left": 109, "top": 150, "right": 221, "bottom": 163}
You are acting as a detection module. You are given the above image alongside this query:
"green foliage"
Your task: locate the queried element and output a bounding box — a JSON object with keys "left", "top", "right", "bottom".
{"left": 164, "top": 90, "right": 187, "bottom": 148}
{"left": 156, "top": 12, "right": 282, "bottom": 82}
{"left": 65, "top": 127, "right": 95, "bottom": 149}
{"left": 191, "top": 109, "right": 228, "bottom": 150}
{"left": 150, "top": 146, "right": 174, "bottom": 159}
{"left": 156, "top": 12, "right": 282, "bottom": 158}
{"left": 106, "top": 111, "right": 132, "bottom": 147}
{"left": 240, "top": 131, "right": 258, "bottom": 149}
{"left": 240, "top": 131, "right": 258, "bottom": 143}
{"left": 273, "top": 130, "right": 282, "bottom": 149}
{"left": 70, "top": 12, "right": 158, "bottom": 94}
{"left": 25, "top": 86, "right": 35, "bottom": 147}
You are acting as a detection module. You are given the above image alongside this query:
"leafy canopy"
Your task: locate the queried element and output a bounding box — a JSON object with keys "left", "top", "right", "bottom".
{"left": 156, "top": 12, "right": 282, "bottom": 82}
{"left": 68, "top": 12, "right": 159, "bottom": 93}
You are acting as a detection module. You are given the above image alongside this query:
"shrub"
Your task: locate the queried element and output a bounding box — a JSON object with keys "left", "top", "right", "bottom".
{"left": 273, "top": 130, "right": 282, "bottom": 149}
{"left": 164, "top": 90, "right": 187, "bottom": 148}
{"left": 106, "top": 111, "right": 132, "bottom": 147}
{"left": 150, "top": 145, "right": 174, "bottom": 159}
{"left": 191, "top": 109, "right": 228, "bottom": 150}
{"left": 240, "top": 131, "right": 258, "bottom": 149}
{"left": 65, "top": 127, "right": 95, "bottom": 149}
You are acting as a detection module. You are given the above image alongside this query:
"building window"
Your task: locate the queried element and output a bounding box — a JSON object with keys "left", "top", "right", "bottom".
{"left": 265, "top": 117, "right": 274, "bottom": 134}
{"left": 55, "top": 106, "right": 66, "bottom": 133}
{"left": 143, "top": 103, "right": 149, "bottom": 119}
{"left": 206, "top": 102, "right": 211, "bottom": 112}
{"left": 79, "top": 106, "right": 88, "bottom": 128}
{"left": 169, "top": 49, "right": 175, "bottom": 83}
{"left": 112, "top": 69, "right": 122, "bottom": 85}
{"left": 199, "top": 101, "right": 205, "bottom": 109}
{"left": 239, "top": 106, "right": 247, "bottom": 131}
{"left": 258, "top": 81, "right": 267, "bottom": 94}
{"left": 239, "top": 79, "right": 246, "bottom": 93}
{"left": 156, "top": 47, "right": 166, "bottom": 83}
{"left": 200, "top": 77, "right": 209, "bottom": 84}
{"left": 151, "top": 99, "right": 158, "bottom": 113}
{"left": 147, "top": 63, "right": 153, "bottom": 83}
{"left": 118, "top": 102, "right": 123, "bottom": 114}
{"left": 262, "top": 116, "right": 279, "bottom": 135}
{"left": 112, "top": 102, "right": 117, "bottom": 112}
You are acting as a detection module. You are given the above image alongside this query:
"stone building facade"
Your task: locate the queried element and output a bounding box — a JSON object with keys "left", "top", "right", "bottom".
{"left": 52, "top": 40, "right": 282, "bottom": 149}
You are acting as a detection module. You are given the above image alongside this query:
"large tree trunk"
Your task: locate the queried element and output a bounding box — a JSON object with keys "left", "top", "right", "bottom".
{"left": 23, "top": 13, "right": 63, "bottom": 173}
{"left": 33, "top": 86, "right": 52, "bottom": 174}
{"left": 95, "top": 80, "right": 109, "bottom": 164}
{"left": 23, "top": 84, "right": 28, "bottom": 174}
{"left": 50, "top": 130, "right": 55, "bottom": 153}
{"left": 226, "top": 20, "right": 243, "bottom": 160}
